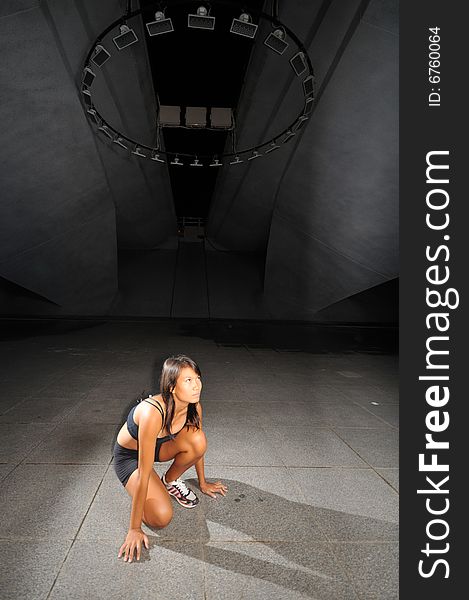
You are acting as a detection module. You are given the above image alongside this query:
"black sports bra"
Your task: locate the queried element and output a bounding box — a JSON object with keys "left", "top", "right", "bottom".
{"left": 126, "top": 398, "right": 187, "bottom": 442}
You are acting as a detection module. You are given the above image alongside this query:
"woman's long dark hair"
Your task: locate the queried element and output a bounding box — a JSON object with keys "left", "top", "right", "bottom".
{"left": 160, "top": 355, "right": 201, "bottom": 435}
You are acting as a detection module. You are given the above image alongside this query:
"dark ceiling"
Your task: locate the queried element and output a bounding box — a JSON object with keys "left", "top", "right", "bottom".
{"left": 140, "top": 0, "right": 265, "bottom": 218}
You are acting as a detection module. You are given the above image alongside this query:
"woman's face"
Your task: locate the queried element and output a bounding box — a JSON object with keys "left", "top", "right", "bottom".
{"left": 171, "top": 366, "right": 202, "bottom": 404}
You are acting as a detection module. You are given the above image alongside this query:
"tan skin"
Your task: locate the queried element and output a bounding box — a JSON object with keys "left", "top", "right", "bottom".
{"left": 116, "top": 366, "right": 228, "bottom": 563}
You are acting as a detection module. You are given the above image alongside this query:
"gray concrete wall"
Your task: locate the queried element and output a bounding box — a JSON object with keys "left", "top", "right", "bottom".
{"left": 202, "top": 0, "right": 399, "bottom": 322}
{"left": 264, "top": 0, "right": 398, "bottom": 318}
{"left": 0, "top": 0, "right": 176, "bottom": 315}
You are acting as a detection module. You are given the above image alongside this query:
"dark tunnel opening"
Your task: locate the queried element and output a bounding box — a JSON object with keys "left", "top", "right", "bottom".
{"left": 140, "top": 0, "right": 265, "bottom": 220}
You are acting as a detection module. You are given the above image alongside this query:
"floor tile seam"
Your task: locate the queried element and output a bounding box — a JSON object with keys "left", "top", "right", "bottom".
{"left": 0, "top": 536, "right": 76, "bottom": 542}
{"left": 320, "top": 540, "right": 363, "bottom": 600}
{"left": 201, "top": 538, "right": 207, "bottom": 598}
{"left": 371, "top": 470, "right": 399, "bottom": 494}
{"left": 23, "top": 461, "right": 112, "bottom": 465}
{"left": 204, "top": 540, "right": 344, "bottom": 546}
{"left": 326, "top": 539, "right": 400, "bottom": 545}
{"left": 44, "top": 538, "right": 79, "bottom": 600}
{"left": 332, "top": 382, "right": 390, "bottom": 392}
{"left": 1, "top": 420, "right": 117, "bottom": 426}
{"left": 351, "top": 399, "right": 400, "bottom": 406}
{"left": 350, "top": 401, "right": 399, "bottom": 430}
{"left": 205, "top": 462, "right": 379, "bottom": 468}
{"left": 329, "top": 382, "right": 392, "bottom": 394}
{"left": 330, "top": 401, "right": 396, "bottom": 429}
{"left": 261, "top": 424, "right": 397, "bottom": 430}
{"left": 327, "top": 429, "right": 400, "bottom": 493}
{"left": 260, "top": 424, "right": 352, "bottom": 432}
{"left": 5, "top": 395, "right": 91, "bottom": 401}
{"left": 47, "top": 386, "right": 113, "bottom": 423}
{"left": 327, "top": 425, "right": 397, "bottom": 429}
{"left": 0, "top": 404, "right": 83, "bottom": 425}
{"left": 281, "top": 462, "right": 376, "bottom": 468}
{"left": 329, "top": 424, "right": 398, "bottom": 433}
{"left": 283, "top": 465, "right": 375, "bottom": 470}
{"left": 205, "top": 538, "right": 364, "bottom": 546}
{"left": 0, "top": 396, "right": 34, "bottom": 416}
{"left": 326, "top": 543, "right": 364, "bottom": 600}
{"left": 206, "top": 464, "right": 362, "bottom": 471}
{"left": 28, "top": 365, "right": 104, "bottom": 402}
{"left": 2, "top": 421, "right": 65, "bottom": 481}
{"left": 43, "top": 364, "right": 110, "bottom": 394}
{"left": 333, "top": 392, "right": 399, "bottom": 404}
{"left": 323, "top": 428, "right": 381, "bottom": 469}
{"left": 201, "top": 402, "right": 358, "bottom": 406}
{"left": 45, "top": 461, "right": 113, "bottom": 600}
{"left": 284, "top": 457, "right": 365, "bottom": 546}
{"left": 31, "top": 358, "right": 99, "bottom": 396}
{"left": 203, "top": 399, "right": 362, "bottom": 404}
{"left": 319, "top": 386, "right": 351, "bottom": 402}
{"left": 0, "top": 465, "right": 15, "bottom": 484}
{"left": 75, "top": 535, "right": 202, "bottom": 542}
{"left": 257, "top": 424, "right": 370, "bottom": 467}
{"left": 280, "top": 465, "right": 307, "bottom": 506}
{"left": 203, "top": 463, "right": 288, "bottom": 467}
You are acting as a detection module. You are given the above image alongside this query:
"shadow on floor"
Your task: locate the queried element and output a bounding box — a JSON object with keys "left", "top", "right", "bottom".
{"left": 139, "top": 478, "right": 398, "bottom": 598}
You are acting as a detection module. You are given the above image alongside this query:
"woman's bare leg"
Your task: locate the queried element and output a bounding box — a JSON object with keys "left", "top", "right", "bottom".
{"left": 124, "top": 468, "right": 173, "bottom": 528}
{"left": 158, "top": 426, "right": 207, "bottom": 481}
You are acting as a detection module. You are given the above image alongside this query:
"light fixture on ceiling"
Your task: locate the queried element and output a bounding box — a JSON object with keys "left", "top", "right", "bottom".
{"left": 264, "top": 28, "right": 288, "bottom": 55}
{"left": 290, "top": 51, "right": 307, "bottom": 76}
{"left": 248, "top": 150, "right": 262, "bottom": 160}
{"left": 146, "top": 11, "right": 174, "bottom": 36}
{"left": 150, "top": 150, "right": 165, "bottom": 163}
{"left": 186, "top": 107, "right": 207, "bottom": 128}
{"left": 210, "top": 107, "right": 233, "bottom": 129}
{"left": 302, "top": 75, "right": 315, "bottom": 97}
{"left": 293, "top": 116, "right": 309, "bottom": 132}
{"left": 188, "top": 6, "right": 215, "bottom": 30}
{"left": 84, "top": 4, "right": 315, "bottom": 167}
{"left": 113, "top": 24, "right": 138, "bottom": 50}
{"left": 304, "top": 96, "right": 314, "bottom": 115}
{"left": 82, "top": 67, "right": 96, "bottom": 87}
{"left": 230, "top": 13, "right": 258, "bottom": 38}
{"left": 265, "top": 140, "right": 280, "bottom": 153}
{"left": 131, "top": 145, "right": 146, "bottom": 157}
{"left": 113, "top": 136, "right": 128, "bottom": 149}
{"left": 98, "top": 123, "right": 115, "bottom": 139}
{"left": 87, "top": 108, "right": 100, "bottom": 124}
{"left": 91, "top": 44, "right": 111, "bottom": 67}
{"left": 158, "top": 105, "right": 181, "bottom": 127}
{"left": 81, "top": 88, "right": 92, "bottom": 107}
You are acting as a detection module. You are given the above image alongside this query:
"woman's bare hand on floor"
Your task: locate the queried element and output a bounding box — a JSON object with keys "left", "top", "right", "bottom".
{"left": 118, "top": 528, "right": 149, "bottom": 563}
{"left": 200, "top": 480, "right": 228, "bottom": 499}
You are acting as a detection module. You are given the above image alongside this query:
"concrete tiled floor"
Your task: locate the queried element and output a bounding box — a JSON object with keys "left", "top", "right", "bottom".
{"left": 0, "top": 321, "right": 398, "bottom": 599}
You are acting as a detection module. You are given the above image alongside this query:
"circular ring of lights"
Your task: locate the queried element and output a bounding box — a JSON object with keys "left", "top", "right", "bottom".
{"left": 82, "top": 0, "right": 315, "bottom": 165}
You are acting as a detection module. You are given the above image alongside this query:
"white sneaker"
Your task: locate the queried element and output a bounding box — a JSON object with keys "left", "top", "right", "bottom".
{"left": 162, "top": 473, "right": 199, "bottom": 508}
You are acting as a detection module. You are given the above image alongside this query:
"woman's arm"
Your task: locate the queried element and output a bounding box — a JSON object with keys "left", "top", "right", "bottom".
{"left": 129, "top": 409, "right": 161, "bottom": 528}
{"left": 194, "top": 402, "right": 205, "bottom": 484}
{"left": 194, "top": 403, "right": 227, "bottom": 498}
{"left": 195, "top": 454, "right": 206, "bottom": 486}
{"left": 118, "top": 405, "right": 162, "bottom": 562}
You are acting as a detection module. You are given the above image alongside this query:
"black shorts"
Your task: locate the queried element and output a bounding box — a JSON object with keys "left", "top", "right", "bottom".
{"left": 113, "top": 436, "right": 174, "bottom": 487}
{"left": 113, "top": 442, "right": 139, "bottom": 487}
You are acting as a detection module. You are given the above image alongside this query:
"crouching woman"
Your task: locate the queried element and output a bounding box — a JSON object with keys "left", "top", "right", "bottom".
{"left": 113, "top": 355, "right": 227, "bottom": 562}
